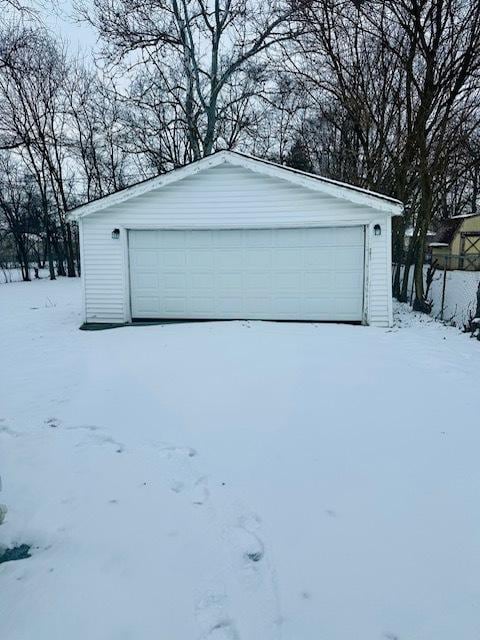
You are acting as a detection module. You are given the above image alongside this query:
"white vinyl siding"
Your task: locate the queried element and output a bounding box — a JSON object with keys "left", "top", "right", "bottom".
{"left": 367, "top": 218, "right": 393, "bottom": 327}
{"left": 79, "top": 163, "right": 394, "bottom": 326}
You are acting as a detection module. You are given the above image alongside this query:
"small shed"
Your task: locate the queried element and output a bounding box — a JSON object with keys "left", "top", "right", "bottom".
{"left": 68, "top": 151, "right": 403, "bottom": 327}
{"left": 429, "top": 213, "right": 480, "bottom": 270}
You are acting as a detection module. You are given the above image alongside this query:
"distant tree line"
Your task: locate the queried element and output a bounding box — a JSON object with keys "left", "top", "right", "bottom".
{"left": 0, "top": 0, "right": 479, "bottom": 312}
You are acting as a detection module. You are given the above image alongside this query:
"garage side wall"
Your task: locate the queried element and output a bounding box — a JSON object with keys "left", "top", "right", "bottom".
{"left": 79, "top": 217, "right": 126, "bottom": 323}
{"left": 79, "top": 164, "right": 394, "bottom": 326}
{"left": 366, "top": 216, "right": 393, "bottom": 327}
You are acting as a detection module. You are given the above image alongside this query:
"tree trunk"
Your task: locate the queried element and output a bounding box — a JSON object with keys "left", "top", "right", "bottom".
{"left": 203, "top": 100, "right": 217, "bottom": 157}
{"left": 57, "top": 259, "right": 66, "bottom": 277}
{"left": 45, "top": 232, "right": 56, "bottom": 281}
{"left": 14, "top": 239, "right": 30, "bottom": 282}
{"left": 399, "top": 231, "right": 418, "bottom": 302}
{"left": 18, "top": 252, "right": 30, "bottom": 281}
{"left": 65, "top": 223, "right": 76, "bottom": 277}
{"left": 412, "top": 153, "right": 434, "bottom": 312}
{"left": 392, "top": 218, "right": 406, "bottom": 299}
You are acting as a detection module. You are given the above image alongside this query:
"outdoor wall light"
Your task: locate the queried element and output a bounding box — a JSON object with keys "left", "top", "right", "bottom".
{"left": 112, "top": 228, "right": 120, "bottom": 240}
{"left": 374, "top": 224, "right": 381, "bottom": 236}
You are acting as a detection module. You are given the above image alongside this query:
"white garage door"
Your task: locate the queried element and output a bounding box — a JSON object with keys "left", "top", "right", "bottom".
{"left": 128, "top": 227, "right": 365, "bottom": 321}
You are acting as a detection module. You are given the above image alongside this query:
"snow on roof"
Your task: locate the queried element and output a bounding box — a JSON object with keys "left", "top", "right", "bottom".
{"left": 67, "top": 150, "right": 403, "bottom": 220}
{"left": 405, "top": 227, "right": 435, "bottom": 237}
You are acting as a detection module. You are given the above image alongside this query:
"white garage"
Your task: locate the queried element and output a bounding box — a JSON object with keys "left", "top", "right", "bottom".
{"left": 68, "top": 151, "right": 403, "bottom": 327}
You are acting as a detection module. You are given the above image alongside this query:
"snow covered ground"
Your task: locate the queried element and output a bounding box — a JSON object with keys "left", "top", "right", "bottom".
{"left": 1, "top": 277, "right": 480, "bottom": 640}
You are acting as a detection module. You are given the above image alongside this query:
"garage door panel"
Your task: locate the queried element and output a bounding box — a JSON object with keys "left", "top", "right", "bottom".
{"left": 213, "top": 230, "right": 243, "bottom": 248}
{"left": 216, "top": 272, "right": 242, "bottom": 289}
{"left": 334, "top": 226, "right": 365, "bottom": 245}
{"left": 303, "top": 227, "right": 337, "bottom": 246}
{"left": 188, "top": 297, "right": 215, "bottom": 314}
{"left": 163, "top": 297, "right": 186, "bottom": 314}
{"left": 189, "top": 249, "right": 214, "bottom": 268}
{"left": 244, "top": 296, "right": 272, "bottom": 314}
{"left": 216, "top": 297, "right": 243, "bottom": 314}
{"left": 129, "top": 227, "right": 364, "bottom": 320}
{"left": 161, "top": 230, "right": 187, "bottom": 248}
{"left": 272, "top": 297, "right": 301, "bottom": 315}
{"left": 333, "top": 297, "right": 363, "bottom": 316}
{"left": 190, "top": 272, "right": 215, "bottom": 289}
{"left": 245, "top": 248, "right": 272, "bottom": 269}
{"left": 189, "top": 230, "right": 213, "bottom": 247}
{"left": 216, "top": 250, "right": 243, "bottom": 268}
{"left": 273, "top": 271, "right": 302, "bottom": 290}
{"left": 304, "top": 297, "right": 361, "bottom": 318}
{"left": 304, "top": 247, "right": 334, "bottom": 268}
{"left": 302, "top": 297, "right": 335, "bottom": 316}
{"left": 161, "top": 250, "right": 186, "bottom": 268}
{"left": 272, "top": 248, "right": 303, "bottom": 269}
{"left": 303, "top": 271, "right": 335, "bottom": 292}
{"left": 132, "top": 250, "right": 158, "bottom": 268}
{"left": 130, "top": 230, "right": 158, "bottom": 248}
{"left": 247, "top": 229, "right": 273, "bottom": 247}
{"left": 244, "top": 271, "right": 271, "bottom": 289}
{"left": 273, "top": 228, "right": 304, "bottom": 246}
{"left": 135, "top": 295, "right": 161, "bottom": 315}
{"left": 334, "top": 271, "right": 364, "bottom": 289}
{"left": 164, "top": 272, "right": 187, "bottom": 289}
{"left": 334, "top": 246, "right": 365, "bottom": 268}
{"left": 132, "top": 272, "right": 159, "bottom": 289}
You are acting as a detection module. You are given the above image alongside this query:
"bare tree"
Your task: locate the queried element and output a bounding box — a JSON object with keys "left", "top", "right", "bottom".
{"left": 77, "top": 0, "right": 300, "bottom": 159}
{"left": 66, "top": 64, "right": 129, "bottom": 200}
{"left": 0, "top": 29, "right": 78, "bottom": 277}
{"left": 0, "top": 154, "right": 42, "bottom": 281}
{"left": 290, "top": 0, "right": 480, "bottom": 312}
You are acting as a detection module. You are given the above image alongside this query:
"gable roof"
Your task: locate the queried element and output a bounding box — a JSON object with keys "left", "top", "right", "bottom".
{"left": 430, "top": 218, "right": 463, "bottom": 246}
{"left": 67, "top": 150, "right": 403, "bottom": 221}
{"left": 450, "top": 212, "right": 480, "bottom": 220}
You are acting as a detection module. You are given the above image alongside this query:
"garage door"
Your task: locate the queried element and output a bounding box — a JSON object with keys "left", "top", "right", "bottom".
{"left": 128, "top": 227, "right": 365, "bottom": 321}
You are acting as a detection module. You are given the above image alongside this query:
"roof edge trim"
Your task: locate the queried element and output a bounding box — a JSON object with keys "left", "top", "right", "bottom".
{"left": 67, "top": 150, "right": 403, "bottom": 221}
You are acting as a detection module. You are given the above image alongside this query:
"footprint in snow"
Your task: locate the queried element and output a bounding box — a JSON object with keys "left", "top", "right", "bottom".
{"left": 45, "top": 417, "right": 61, "bottom": 428}
{"left": 205, "top": 619, "right": 240, "bottom": 639}
{"left": 158, "top": 444, "right": 197, "bottom": 459}
{"left": 0, "top": 424, "right": 20, "bottom": 437}
{"left": 71, "top": 428, "right": 125, "bottom": 453}
{"left": 101, "top": 435, "right": 125, "bottom": 453}
{"left": 195, "top": 593, "right": 240, "bottom": 640}
{"left": 170, "top": 480, "right": 185, "bottom": 494}
{"left": 191, "top": 476, "right": 209, "bottom": 506}
{"left": 67, "top": 424, "right": 101, "bottom": 432}
{"left": 168, "top": 476, "right": 209, "bottom": 505}
{"left": 230, "top": 521, "right": 265, "bottom": 565}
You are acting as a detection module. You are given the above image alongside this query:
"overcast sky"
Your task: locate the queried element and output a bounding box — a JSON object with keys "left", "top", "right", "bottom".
{"left": 41, "top": 1, "right": 98, "bottom": 55}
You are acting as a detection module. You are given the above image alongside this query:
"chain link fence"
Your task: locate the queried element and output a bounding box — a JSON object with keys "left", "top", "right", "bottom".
{"left": 432, "top": 253, "right": 480, "bottom": 272}
{"left": 396, "top": 256, "right": 480, "bottom": 333}
{"left": 400, "top": 256, "right": 480, "bottom": 333}
{"left": 424, "top": 256, "right": 480, "bottom": 330}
